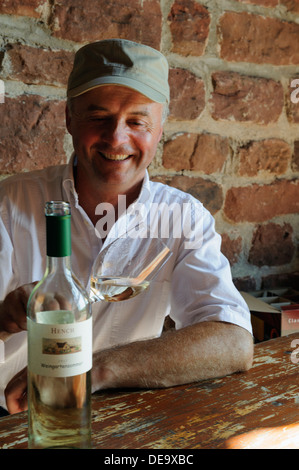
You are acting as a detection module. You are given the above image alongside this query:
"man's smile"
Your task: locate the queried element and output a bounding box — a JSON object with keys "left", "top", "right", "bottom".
{"left": 100, "top": 152, "right": 133, "bottom": 161}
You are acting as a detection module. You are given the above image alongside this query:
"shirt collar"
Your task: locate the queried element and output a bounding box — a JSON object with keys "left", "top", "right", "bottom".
{"left": 126, "top": 170, "right": 153, "bottom": 210}
{"left": 61, "top": 154, "right": 153, "bottom": 233}
{"left": 62, "top": 153, "right": 79, "bottom": 206}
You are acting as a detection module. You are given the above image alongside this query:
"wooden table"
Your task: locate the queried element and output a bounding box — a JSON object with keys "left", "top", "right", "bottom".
{"left": 0, "top": 333, "right": 298, "bottom": 450}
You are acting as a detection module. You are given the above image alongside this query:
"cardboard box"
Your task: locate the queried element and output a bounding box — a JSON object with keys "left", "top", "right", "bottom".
{"left": 240, "top": 288, "right": 299, "bottom": 342}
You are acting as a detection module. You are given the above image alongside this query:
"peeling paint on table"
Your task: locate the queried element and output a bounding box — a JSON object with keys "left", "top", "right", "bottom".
{"left": 0, "top": 333, "right": 298, "bottom": 449}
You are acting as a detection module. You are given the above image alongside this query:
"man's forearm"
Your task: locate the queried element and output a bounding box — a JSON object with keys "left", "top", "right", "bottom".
{"left": 91, "top": 321, "right": 253, "bottom": 392}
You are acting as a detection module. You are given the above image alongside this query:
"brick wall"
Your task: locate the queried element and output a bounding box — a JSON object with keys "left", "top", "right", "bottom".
{"left": 0, "top": 0, "right": 299, "bottom": 290}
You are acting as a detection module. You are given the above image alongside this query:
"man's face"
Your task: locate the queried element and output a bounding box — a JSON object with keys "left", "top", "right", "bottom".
{"left": 66, "top": 85, "right": 164, "bottom": 193}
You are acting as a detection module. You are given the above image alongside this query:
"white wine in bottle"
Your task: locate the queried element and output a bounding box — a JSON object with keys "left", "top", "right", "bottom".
{"left": 27, "top": 201, "right": 92, "bottom": 449}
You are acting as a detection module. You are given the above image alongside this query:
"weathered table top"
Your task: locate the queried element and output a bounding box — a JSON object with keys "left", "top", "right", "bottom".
{"left": 0, "top": 333, "right": 298, "bottom": 449}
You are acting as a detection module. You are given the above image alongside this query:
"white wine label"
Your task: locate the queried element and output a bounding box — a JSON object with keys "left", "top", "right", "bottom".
{"left": 28, "top": 315, "right": 92, "bottom": 378}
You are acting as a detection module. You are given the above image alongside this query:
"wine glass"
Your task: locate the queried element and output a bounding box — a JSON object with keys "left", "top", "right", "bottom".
{"left": 89, "top": 231, "right": 172, "bottom": 303}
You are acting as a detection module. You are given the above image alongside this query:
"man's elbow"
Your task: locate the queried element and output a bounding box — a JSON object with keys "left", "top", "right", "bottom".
{"left": 236, "top": 328, "right": 254, "bottom": 372}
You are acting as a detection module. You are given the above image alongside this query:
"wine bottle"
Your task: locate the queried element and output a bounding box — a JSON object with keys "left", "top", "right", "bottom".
{"left": 27, "top": 201, "right": 92, "bottom": 449}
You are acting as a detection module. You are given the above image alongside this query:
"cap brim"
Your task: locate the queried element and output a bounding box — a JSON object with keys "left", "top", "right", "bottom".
{"left": 67, "top": 76, "right": 167, "bottom": 103}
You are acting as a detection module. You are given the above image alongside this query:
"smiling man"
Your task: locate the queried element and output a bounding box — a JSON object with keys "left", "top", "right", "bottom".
{"left": 66, "top": 85, "right": 164, "bottom": 223}
{"left": 0, "top": 39, "right": 253, "bottom": 414}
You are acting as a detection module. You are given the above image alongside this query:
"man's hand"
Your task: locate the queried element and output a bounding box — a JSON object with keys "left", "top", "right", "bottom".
{"left": 0, "top": 283, "right": 37, "bottom": 333}
{"left": 5, "top": 367, "right": 28, "bottom": 414}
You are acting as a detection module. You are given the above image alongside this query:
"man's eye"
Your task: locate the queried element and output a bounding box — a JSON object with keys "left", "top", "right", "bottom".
{"left": 85, "top": 113, "right": 109, "bottom": 121}
{"left": 129, "top": 120, "right": 145, "bottom": 127}
{"left": 89, "top": 116, "right": 106, "bottom": 121}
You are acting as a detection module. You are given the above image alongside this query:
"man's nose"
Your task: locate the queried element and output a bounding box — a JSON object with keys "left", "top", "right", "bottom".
{"left": 102, "top": 120, "right": 129, "bottom": 147}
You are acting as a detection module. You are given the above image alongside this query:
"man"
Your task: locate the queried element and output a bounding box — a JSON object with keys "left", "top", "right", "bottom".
{"left": 0, "top": 39, "right": 253, "bottom": 414}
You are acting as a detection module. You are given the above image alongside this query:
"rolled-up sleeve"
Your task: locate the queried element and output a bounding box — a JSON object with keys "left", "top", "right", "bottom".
{"left": 0, "top": 196, "right": 28, "bottom": 410}
{"left": 170, "top": 206, "right": 252, "bottom": 334}
{"left": 0, "top": 197, "right": 18, "bottom": 299}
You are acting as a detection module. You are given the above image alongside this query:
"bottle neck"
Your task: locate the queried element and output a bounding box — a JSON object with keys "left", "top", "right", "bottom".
{"left": 46, "top": 213, "right": 71, "bottom": 258}
{"left": 46, "top": 255, "right": 72, "bottom": 275}
{"left": 45, "top": 202, "right": 72, "bottom": 275}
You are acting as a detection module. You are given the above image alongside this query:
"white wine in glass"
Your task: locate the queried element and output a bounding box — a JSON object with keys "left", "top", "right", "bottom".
{"left": 90, "top": 276, "right": 150, "bottom": 302}
{"left": 90, "top": 233, "right": 171, "bottom": 303}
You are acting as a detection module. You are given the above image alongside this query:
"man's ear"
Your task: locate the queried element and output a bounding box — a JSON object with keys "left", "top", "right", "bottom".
{"left": 65, "top": 104, "right": 72, "bottom": 135}
{"left": 158, "top": 126, "right": 163, "bottom": 142}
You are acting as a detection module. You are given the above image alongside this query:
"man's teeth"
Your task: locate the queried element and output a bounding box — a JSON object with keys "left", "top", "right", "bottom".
{"left": 102, "top": 153, "right": 130, "bottom": 161}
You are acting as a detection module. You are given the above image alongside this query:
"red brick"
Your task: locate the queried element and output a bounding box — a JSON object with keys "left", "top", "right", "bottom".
{"left": 238, "top": 139, "right": 291, "bottom": 176}
{"left": 51, "top": 0, "right": 162, "bottom": 49}
{"left": 5, "top": 44, "right": 74, "bottom": 87}
{"left": 281, "top": 0, "right": 299, "bottom": 13}
{"left": 224, "top": 180, "right": 299, "bottom": 222}
{"left": 210, "top": 71, "right": 283, "bottom": 124}
{"left": 221, "top": 233, "right": 242, "bottom": 266}
{"left": 163, "top": 133, "right": 229, "bottom": 173}
{"left": 261, "top": 272, "right": 299, "bottom": 290}
{"left": 293, "top": 141, "right": 299, "bottom": 170}
{"left": 219, "top": 12, "right": 299, "bottom": 65}
{"left": 233, "top": 276, "right": 257, "bottom": 292}
{"left": 167, "top": 0, "right": 210, "bottom": 56}
{"left": 0, "top": 96, "right": 66, "bottom": 173}
{"left": 248, "top": 223, "right": 294, "bottom": 266}
{"left": 169, "top": 69, "right": 205, "bottom": 120}
{"left": 152, "top": 175, "right": 223, "bottom": 214}
{"left": 0, "top": 0, "right": 44, "bottom": 17}
{"left": 163, "top": 134, "right": 196, "bottom": 171}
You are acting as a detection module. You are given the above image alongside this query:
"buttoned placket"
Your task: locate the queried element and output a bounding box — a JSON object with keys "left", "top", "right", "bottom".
{"left": 61, "top": 159, "right": 154, "bottom": 289}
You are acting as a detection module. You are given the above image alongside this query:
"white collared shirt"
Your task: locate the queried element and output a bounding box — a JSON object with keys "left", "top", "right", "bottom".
{"left": 0, "top": 158, "right": 252, "bottom": 408}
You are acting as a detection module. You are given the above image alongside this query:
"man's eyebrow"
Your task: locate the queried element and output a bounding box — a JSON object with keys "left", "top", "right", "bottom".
{"left": 86, "top": 104, "right": 107, "bottom": 112}
{"left": 130, "top": 110, "right": 151, "bottom": 117}
{"left": 85, "top": 104, "right": 150, "bottom": 117}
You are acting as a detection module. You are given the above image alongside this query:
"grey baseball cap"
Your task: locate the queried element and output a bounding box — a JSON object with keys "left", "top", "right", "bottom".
{"left": 67, "top": 39, "right": 170, "bottom": 103}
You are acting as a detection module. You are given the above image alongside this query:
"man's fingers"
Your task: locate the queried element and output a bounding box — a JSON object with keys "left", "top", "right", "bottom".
{"left": 5, "top": 367, "right": 28, "bottom": 414}
{"left": 0, "top": 282, "right": 37, "bottom": 333}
